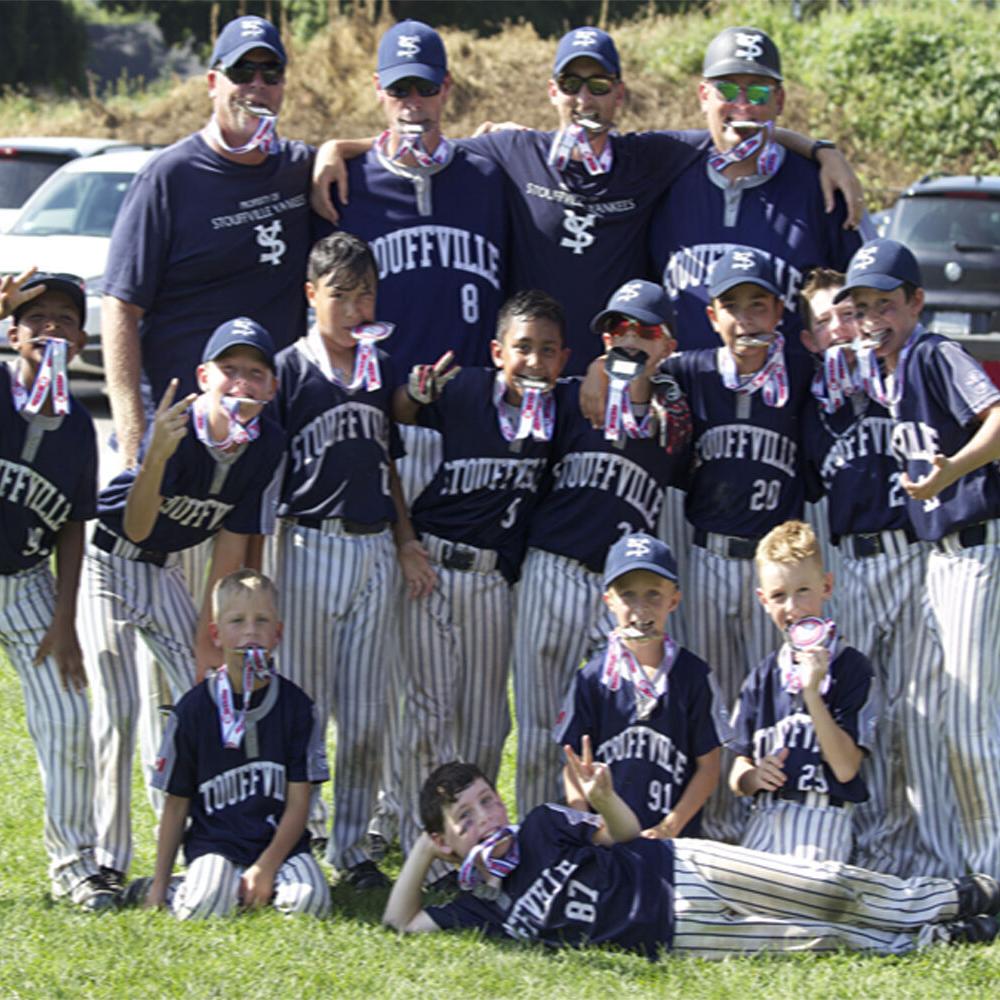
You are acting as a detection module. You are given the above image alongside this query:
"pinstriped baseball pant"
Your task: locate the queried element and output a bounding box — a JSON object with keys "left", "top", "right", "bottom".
{"left": 1, "top": 563, "right": 100, "bottom": 896}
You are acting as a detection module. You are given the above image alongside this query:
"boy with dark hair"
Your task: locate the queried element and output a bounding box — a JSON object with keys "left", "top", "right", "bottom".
{"left": 838, "top": 238, "right": 1000, "bottom": 879}
{"left": 140, "top": 570, "right": 329, "bottom": 918}
{"left": 383, "top": 751, "right": 1000, "bottom": 954}
{"left": 393, "top": 289, "right": 569, "bottom": 871}
{"left": 1, "top": 270, "right": 109, "bottom": 910}
{"left": 272, "top": 231, "right": 432, "bottom": 888}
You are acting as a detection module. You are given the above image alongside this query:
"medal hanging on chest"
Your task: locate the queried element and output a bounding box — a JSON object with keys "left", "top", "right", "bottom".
{"left": 494, "top": 374, "right": 555, "bottom": 442}
{"left": 216, "top": 646, "right": 274, "bottom": 749}
{"left": 718, "top": 335, "right": 789, "bottom": 407}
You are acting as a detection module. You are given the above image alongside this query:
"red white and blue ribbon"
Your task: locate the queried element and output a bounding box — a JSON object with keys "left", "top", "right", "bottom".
{"left": 192, "top": 393, "right": 261, "bottom": 451}
{"left": 811, "top": 344, "right": 858, "bottom": 413}
{"left": 494, "top": 375, "right": 555, "bottom": 442}
{"left": 376, "top": 128, "right": 451, "bottom": 168}
{"left": 780, "top": 617, "right": 836, "bottom": 695}
{"left": 718, "top": 334, "right": 789, "bottom": 407}
{"left": 708, "top": 120, "right": 781, "bottom": 177}
{"left": 206, "top": 108, "right": 278, "bottom": 155}
{"left": 601, "top": 630, "right": 678, "bottom": 719}
{"left": 548, "top": 124, "right": 614, "bottom": 175}
{"left": 458, "top": 825, "right": 521, "bottom": 891}
{"left": 12, "top": 339, "right": 70, "bottom": 415}
{"left": 604, "top": 379, "right": 655, "bottom": 442}
{"left": 855, "top": 329, "right": 920, "bottom": 416}
{"left": 216, "top": 646, "right": 273, "bottom": 749}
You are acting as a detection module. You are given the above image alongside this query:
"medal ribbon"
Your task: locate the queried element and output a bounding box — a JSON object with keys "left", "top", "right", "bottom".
{"left": 601, "top": 630, "right": 678, "bottom": 718}
{"left": 707, "top": 120, "right": 782, "bottom": 177}
{"left": 304, "top": 323, "right": 392, "bottom": 391}
{"left": 458, "top": 825, "right": 521, "bottom": 891}
{"left": 375, "top": 129, "right": 451, "bottom": 168}
{"left": 493, "top": 375, "right": 555, "bottom": 442}
{"left": 216, "top": 647, "right": 273, "bottom": 749}
{"left": 547, "top": 125, "right": 614, "bottom": 175}
{"left": 718, "top": 335, "right": 789, "bottom": 407}
{"left": 855, "top": 328, "right": 920, "bottom": 416}
{"left": 811, "top": 344, "right": 858, "bottom": 413}
{"left": 192, "top": 394, "right": 261, "bottom": 451}
{"left": 206, "top": 111, "right": 278, "bottom": 155}
{"left": 12, "top": 339, "right": 71, "bottom": 415}
{"left": 604, "top": 378, "right": 654, "bottom": 441}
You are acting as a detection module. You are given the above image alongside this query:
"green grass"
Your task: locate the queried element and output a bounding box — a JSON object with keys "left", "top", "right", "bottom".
{"left": 0, "top": 656, "right": 997, "bottom": 999}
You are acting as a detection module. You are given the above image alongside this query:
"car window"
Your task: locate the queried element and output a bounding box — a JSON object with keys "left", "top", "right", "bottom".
{"left": 10, "top": 170, "right": 135, "bottom": 237}
{"left": 0, "top": 152, "right": 72, "bottom": 209}
{"left": 893, "top": 196, "right": 1000, "bottom": 249}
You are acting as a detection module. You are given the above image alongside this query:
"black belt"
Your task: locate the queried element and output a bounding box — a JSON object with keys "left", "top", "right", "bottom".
{"left": 934, "top": 522, "right": 988, "bottom": 552}
{"left": 693, "top": 529, "right": 760, "bottom": 561}
{"left": 839, "top": 527, "right": 916, "bottom": 559}
{"left": 767, "top": 789, "right": 846, "bottom": 809}
{"left": 92, "top": 525, "right": 168, "bottom": 567}
{"left": 296, "top": 517, "right": 388, "bottom": 535}
{"left": 441, "top": 549, "right": 476, "bottom": 571}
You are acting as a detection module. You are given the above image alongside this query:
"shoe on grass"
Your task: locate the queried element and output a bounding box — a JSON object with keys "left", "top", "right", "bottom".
{"left": 120, "top": 876, "right": 154, "bottom": 908}
{"left": 956, "top": 873, "right": 1000, "bottom": 917}
{"left": 100, "top": 866, "right": 126, "bottom": 894}
{"left": 342, "top": 860, "right": 391, "bottom": 890}
{"left": 67, "top": 873, "right": 118, "bottom": 913}
{"left": 944, "top": 915, "right": 999, "bottom": 944}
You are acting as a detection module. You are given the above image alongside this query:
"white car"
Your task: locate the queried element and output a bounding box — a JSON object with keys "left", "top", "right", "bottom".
{"left": 0, "top": 147, "right": 160, "bottom": 375}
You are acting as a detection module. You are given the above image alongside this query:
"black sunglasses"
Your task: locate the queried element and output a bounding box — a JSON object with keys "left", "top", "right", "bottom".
{"left": 223, "top": 59, "right": 285, "bottom": 86}
{"left": 384, "top": 77, "right": 442, "bottom": 99}
{"left": 556, "top": 73, "right": 617, "bottom": 97}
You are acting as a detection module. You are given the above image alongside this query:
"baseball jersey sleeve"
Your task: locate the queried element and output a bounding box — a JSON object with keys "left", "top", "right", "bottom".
{"left": 829, "top": 647, "right": 880, "bottom": 753}
{"left": 690, "top": 668, "right": 735, "bottom": 757}
{"left": 551, "top": 658, "right": 601, "bottom": 751}
{"left": 285, "top": 689, "right": 330, "bottom": 784}
{"left": 926, "top": 339, "right": 1000, "bottom": 426}
{"left": 152, "top": 693, "right": 200, "bottom": 798}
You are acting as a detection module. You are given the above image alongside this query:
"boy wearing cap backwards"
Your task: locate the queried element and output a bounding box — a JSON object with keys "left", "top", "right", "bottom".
{"left": 383, "top": 757, "right": 1000, "bottom": 954}
{"left": 139, "top": 570, "right": 329, "bottom": 918}
{"left": 729, "top": 520, "right": 878, "bottom": 863}
{"left": 79, "top": 316, "right": 286, "bottom": 890}
{"left": 273, "top": 232, "right": 433, "bottom": 888}
{"left": 0, "top": 270, "right": 112, "bottom": 911}
{"left": 512, "top": 279, "right": 693, "bottom": 816}
{"left": 838, "top": 237, "right": 1000, "bottom": 879}
{"left": 554, "top": 532, "right": 731, "bottom": 841}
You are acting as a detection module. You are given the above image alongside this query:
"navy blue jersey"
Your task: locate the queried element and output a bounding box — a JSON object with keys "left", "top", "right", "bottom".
{"left": 325, "top": 146, "right": 506, "bottom": 384}
{"left": 274, "top": 339, "right": 403, "bottom": 524}
{"left": 152, "top": 672, "right": 328, "bottom": 867}
{"left": 0, "top": 365, "right": 97, "bottom": 573}
{"left": 411, "top": 368, "right": 556, "bottom": 582}
{"left": 730, "top": 645, "right": 878, "bottom": 805}
{"left": 666, "top": 349, "right": 810, "bottom": 537}
{"left": 425, "top": 804, "right": 676, "bottom": 959}
{"left": 553, "top": 645, "right": 731, "bottom": 835}
{"left": 889, "top": 330, "right": 1000, "bottom": 541}
{"left": 526, "top": 380, "right": 689, "bottom": 572}
{"left": 461, "top": 130, "right": 702, "bottom": 375}
{"left": 96, "top": 411, "right": 286, "bottom": 552}
{"left": 650, "top": 150, "right": 861, "bottom": 354}
{"left": 103, "top": 134, "right": 313, "bottom": 398}
{"left": 802, "top": 391, "right": 908, "bottom": 540}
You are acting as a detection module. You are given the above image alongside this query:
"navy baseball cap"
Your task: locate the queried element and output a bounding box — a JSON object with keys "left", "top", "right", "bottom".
{"left": 202, "top": 317, "right": 276, "bottom": 370}
{"left": 708, "top": 247, "right": 781, "bottom": 300}
{"left": 703, "top": 26, "right": 782, "bottom": 82}
{"left": 13, "top": 272, "right": 86, "bottom": 325}
{"left": 211, "top": 15, "right": 286, "bottom": 70}
{"left": 603, "top": 533, "right": 679, "bottom": 589}
{"left": 834, "top": 239, "right": 924, "bottom": 303}
{"left": 591, "top": 279, "right": 676, "bottom": 335}
{"left": 553, "top": 26, "right": 621, "bottom": 77}
{"left": 377, "top": 20, "right": 448, "bottom": 88}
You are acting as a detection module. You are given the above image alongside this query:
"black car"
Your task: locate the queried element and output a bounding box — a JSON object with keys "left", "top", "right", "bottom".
{"left": 883, "top": 174, "right": 1000, "bottom": 363}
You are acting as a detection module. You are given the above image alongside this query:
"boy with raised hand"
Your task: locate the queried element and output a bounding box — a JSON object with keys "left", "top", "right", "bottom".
{"left": 139, "top": 570, "right": 329, "bottom": 919}
{"left": 0, "top": 270, "right": 112, "bottom": 911}
{"left": 798, "top": 268, "right": 955, "bottom": 876}
{"left": 554, "top": 532, "right": 731, "bottom": 841}
{"left": 273, "top": 231, "right": 433, "bottom": 888}
{"left": 79, "top": 317, "right": 286, "bottom": 890}
{"left": 837, "top": 238, "right": 1000, "bottom": 879}
{"left": 513, "top": 279, "right": 692, "bottom": 816}
{"left": 383, "top": 753, "right": 1000, "bottom": 955}
{"left": 729, "top": 521, "right": 878, "bottom": 863}
{"left": 392, "top": 289, "right": 569, "bottom": 873}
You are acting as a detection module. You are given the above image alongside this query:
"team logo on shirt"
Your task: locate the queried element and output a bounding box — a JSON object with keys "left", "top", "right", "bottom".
{"left": 256, "top": 220, "right": 287, "bottom": 266}
{"left": 733, "top": 32, "right": 765, "bottom": 61}
{"left": 572, "top": 29, "right": 599, "bottom": 47}
{"left": 397, "top": 35, "right": 421, "bottom": 59}
{"left": 560, "top": 210, "right": 597, "bottom": 255}
{"left": 852, "top": 246, "right": 879, "bottom": 270}
{"left": 240, "top": 18, "right": 266, "bottom": 38}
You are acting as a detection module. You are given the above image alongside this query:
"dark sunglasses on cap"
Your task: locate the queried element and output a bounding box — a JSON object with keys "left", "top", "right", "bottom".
{"left": 604, "top": 318, "right": 669, "bottom": 341}
{"left": 709, "top": 80, "right": 774, "bottom": 105}
{"left": 223, "top": 59, "right": 285, "bottom": 85}
{"left": 556, "top": 73, "right": 618, "bottom": 97}
{"left": 384, "top": 77, "right": 442, "bottom": 98}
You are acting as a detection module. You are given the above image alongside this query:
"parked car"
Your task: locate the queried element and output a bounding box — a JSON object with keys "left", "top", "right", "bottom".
{"left": 0, "top": 137, "right": 144, "bottom": 232}
{"left": 0, "top": 146, "right": 159, "bottom": 375}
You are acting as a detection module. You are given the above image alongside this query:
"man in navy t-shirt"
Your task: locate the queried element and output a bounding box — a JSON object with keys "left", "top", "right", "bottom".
{"left": 102, "top": 15, "right": 313, "bottom": 468}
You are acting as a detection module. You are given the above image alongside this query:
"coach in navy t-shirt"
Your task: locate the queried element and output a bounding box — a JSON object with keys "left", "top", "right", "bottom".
{"left": 102, "top": 15, "right": 312, "bottom": 467}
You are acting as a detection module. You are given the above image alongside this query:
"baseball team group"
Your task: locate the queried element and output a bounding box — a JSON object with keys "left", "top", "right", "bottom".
{"left": 2, "top": 10, "right": 1000, "bottom": 960}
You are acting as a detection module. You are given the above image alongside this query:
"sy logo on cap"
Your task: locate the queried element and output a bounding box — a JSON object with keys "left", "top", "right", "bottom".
{"left": 572, "top": 29, "right": 599, "bottom": 47}
{"left": 397, "top": 34, "right": 420, "bottom": 59}
{"left": 590, "top": 278, "right": 676, "bottom": 334}
{"left": 834, "top": 239, "right": 923, "bottom": 303}
{"left": 707, "top": 246, "right": 781, "bottom": 300}
{"left": 602, "top": 531, "right": 679, "bottom": 588}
